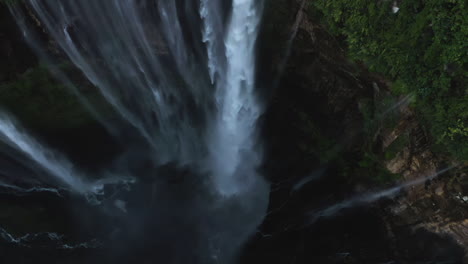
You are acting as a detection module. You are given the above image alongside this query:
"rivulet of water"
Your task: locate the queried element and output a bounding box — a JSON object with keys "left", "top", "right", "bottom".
{"left": 5, "top": 1, "right": 269, "bottom": 262}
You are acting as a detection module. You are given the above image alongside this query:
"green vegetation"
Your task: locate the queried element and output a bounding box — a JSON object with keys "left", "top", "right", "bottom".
{"left": 358, "top": 151, "right": 402, "bottom": 184}
{"left": 0, "top": 0, "right": 22, "bottom": 6}
{"left": 295, "top": 110, "right": 338, "bottom": 163}
{"left": 0, "top": 66, "right": 94, "bottom": 131}
{"left": 356, "top": 94, "right": 408, "bottom": 184}
{"left": 311, "top": 0, "right": 468, "bottom": 160}
{"left": 338, "top": 150, "right": 402, "bottom": 185}
{"left": 385, "top": 132, "right": 410, "bottom": 160}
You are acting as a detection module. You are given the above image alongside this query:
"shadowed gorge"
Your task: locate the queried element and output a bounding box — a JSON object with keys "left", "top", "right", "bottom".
{"left": 0, "top": 0, "right": 467, "bottom": 263}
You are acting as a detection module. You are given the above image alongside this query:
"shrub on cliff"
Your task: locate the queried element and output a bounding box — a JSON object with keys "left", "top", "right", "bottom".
{"left": 312, "top": 0, "right": 468, "bottom": 160}
{"left": 0, "top": 66, "right": 94, "bottom": 132}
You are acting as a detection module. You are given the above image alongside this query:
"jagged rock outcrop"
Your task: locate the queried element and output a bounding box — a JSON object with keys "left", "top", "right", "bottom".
{"left": 380, "top": 102, "right": 468, "bottom": 260}
{"left": 258, "top": 0, "right": 468, "bottom": 262}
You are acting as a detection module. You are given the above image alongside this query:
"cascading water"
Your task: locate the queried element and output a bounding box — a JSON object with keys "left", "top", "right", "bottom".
{"left": 4, "top": 0, "right": 269, "bottom": 262}
{"left": 207, "top": 0, "right": 264, "bottom": 195}
{"left": 0, "top": 113, "right": 92, "bottom": 194}
{"left": 307, "top": 166, "right": 457, "bottom": 225}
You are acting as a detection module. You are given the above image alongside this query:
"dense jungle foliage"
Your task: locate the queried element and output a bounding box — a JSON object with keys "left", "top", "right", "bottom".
{"left": 2, "top": 0, "right": 467, "bottom": 162}
{"left": 310, "top": 0, "right": 468, "bottom": 161}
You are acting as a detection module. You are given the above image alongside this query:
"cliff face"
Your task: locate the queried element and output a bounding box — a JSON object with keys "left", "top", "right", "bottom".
{"left": 253, "top": 0, "right": 468, "bottom": 262}
{"left": 0, "top": 1, "right": 467, "bottom": 263}
{"left": 381, "top": 104, "right": 468, "bottom": 261}
{"left": 0, "top": 5, "right": 37, "bottom": 81}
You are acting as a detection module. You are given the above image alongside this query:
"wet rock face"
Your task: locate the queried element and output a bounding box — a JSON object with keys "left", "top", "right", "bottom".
{"left": 379, "top": 99, "right": 468, "bottom": 259}
{"left": 254, "top": 0, "right": 468, "bottom": 263}
{"left": 384, "top": 154, "right": 468, "bottom": 260}
{"left": 0, "top": 4, "right": 122, "bottom": 170}
{"left": 0, "top": 5, "right": 37, "bottom": 81}
{"left": 0, "top": 0, "right": 467, "bottom": 263}
{"left": 260, "top": 1, "right": 368, "bottom": 180}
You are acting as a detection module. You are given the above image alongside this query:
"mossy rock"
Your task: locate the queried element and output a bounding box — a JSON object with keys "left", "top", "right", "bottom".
{"left": 0, "top": 66, "right": 97, "bottom": 132}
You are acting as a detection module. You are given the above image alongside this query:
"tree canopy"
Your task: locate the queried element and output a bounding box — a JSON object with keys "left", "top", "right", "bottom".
{"left": 312, "top": 0, "right": 468, "bottom": 160}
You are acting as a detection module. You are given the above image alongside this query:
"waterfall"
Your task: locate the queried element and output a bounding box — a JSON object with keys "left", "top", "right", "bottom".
{"left": 9, "top": 0, "right": 267, "bottom": 196}
{"left": 0, "top": 113, "right": 92, "bottom": 194}
{"left": 307, "top": 166, "right": 457, "bottom": 225}
{"left": 206, "top": 0, "right": 265, "bottom": 195}
{"left": 5, "top": 0, "right": 269, "bottom": 262}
